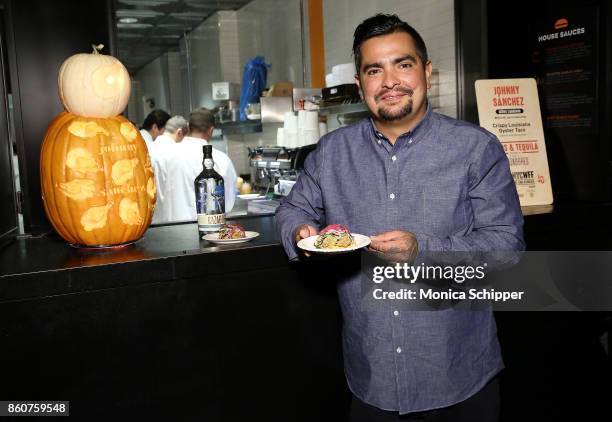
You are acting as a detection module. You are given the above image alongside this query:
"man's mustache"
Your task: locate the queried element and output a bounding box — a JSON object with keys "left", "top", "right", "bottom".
{"left": 375, "top": 87, "right": 414, "bottom": 101}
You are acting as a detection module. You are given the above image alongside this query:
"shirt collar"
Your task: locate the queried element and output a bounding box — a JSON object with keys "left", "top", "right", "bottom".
{"left": 155, "top": 133, "right": 176, "bottom": 145}
{"left": 183, "top": 136, "right": 208, "bottom": 145}
{"left": 368, "top": 104, "right": 434, "bottom": 148}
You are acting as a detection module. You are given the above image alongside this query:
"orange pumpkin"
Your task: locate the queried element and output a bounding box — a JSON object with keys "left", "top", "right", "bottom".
{"left": 40, "top": 112, "right": 155, "bottom": 247}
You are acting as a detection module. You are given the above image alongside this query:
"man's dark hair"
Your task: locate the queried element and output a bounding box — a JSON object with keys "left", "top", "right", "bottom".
{"left": 189, "top": 107, "right": 216, "bottom": 133}
{"left": 142, "top": 109, "right": 170, "bottom": 131}
{"left": 352, "top": 14, "right": 428, "bottom": 72}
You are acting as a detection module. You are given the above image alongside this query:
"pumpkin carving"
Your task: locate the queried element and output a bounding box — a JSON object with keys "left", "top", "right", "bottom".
{"left": 58, "top": 44, "right": 131, "bottom": 118}
{"left": 40, "top": 45, "right": 155, "bottom": 247}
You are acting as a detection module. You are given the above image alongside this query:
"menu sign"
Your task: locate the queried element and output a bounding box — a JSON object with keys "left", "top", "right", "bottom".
{"left": 475, "top": 78, "right": 553, "bottom": 206}
{"left": 532, "top": 10, "right": 597, "bottom": 133}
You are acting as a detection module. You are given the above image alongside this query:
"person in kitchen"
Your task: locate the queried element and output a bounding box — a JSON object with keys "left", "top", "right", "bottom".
{"left": 275, "top": 13, "right": 524, "bottom": 422}
{"left": 140, "top": 109, "right": 170, "bottom": 149}
{"left": 148, "top": 115, "right": 189, "bottom": 224}
{"left": 176, "top": 107, "right": 237, "bottom": 219}
{"left": 150, "top": 111, "right": 237, "bottom": 225}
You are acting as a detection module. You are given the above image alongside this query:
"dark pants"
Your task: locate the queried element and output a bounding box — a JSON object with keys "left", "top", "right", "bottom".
{"left": 350, "top": 377, "right": 500, "bottom": 422}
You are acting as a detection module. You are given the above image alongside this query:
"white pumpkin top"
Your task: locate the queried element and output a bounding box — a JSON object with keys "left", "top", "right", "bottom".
{"left": 58, "top": 44, "right": 131, "bottom": 118}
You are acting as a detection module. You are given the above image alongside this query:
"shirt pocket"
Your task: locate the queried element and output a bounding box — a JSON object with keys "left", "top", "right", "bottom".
{"left": 423, "top": 187, "right": 468, "bottom": 237}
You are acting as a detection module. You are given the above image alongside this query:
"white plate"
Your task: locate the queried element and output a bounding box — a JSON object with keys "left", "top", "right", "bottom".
{"left": 297, "top": 233, "right": 371, "bottom": 253}
{"left": 202, "top": 231, "right": 260, "bottom": 244}
{"left": 238, "top": 194, "right": 264, "bottom": 200}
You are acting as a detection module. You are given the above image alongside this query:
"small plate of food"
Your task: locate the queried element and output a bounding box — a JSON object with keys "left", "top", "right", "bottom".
{"left": 202, "top": 223, "right": 259, "bottom": 244}
{"left": 297, "top": 224, "right": 370, "bottom": 253}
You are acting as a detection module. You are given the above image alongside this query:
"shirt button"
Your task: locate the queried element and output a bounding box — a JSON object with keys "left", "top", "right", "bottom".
{"left": 408, "top": 139, "right": 413, "bottom": 144}
{"left": 389, "top": 193, "right": 395, "bottom": 200}
{"left": 391, "top": 155, "right": 397, "bottom": 162}
{"left": 377, "top": 140, "right": 382, "bottom": 145}
{"left": 393, "top": 310, "right": 399, "bottom": 316}
{"left": 396, "top": 347, "right": 402, "bottom": 354}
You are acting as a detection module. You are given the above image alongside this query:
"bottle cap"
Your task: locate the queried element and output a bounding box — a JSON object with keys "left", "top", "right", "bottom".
{"left": 203, "top": 144, "right": 213, "bottom": 157}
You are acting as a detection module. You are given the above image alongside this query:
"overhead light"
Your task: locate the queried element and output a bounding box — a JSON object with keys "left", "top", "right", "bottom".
{"left": 118, "top": 17, "right": 139, "bottom": 24}
{"left": 117, "top": 9, "right": 162, "bottom": 18}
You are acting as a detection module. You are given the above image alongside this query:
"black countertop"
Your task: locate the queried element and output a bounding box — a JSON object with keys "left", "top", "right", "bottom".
{"left": 0, "top": 216, "right": 287, "bottom": 302}
{"left": 3, "top": 201, "right": 612, "bottom": 302}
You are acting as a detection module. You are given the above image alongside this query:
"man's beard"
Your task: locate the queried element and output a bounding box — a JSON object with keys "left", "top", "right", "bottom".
{"left": 375, "top": 87, "right": 414, "bottom": 122}
{"left": 378, "top": 100, "right": 413, "bottom": 121}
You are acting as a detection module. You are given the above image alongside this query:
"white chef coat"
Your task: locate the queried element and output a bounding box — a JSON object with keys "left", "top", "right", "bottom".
{"left": 148, "top": 134, "right": 237, "bottom": 224}
{"left": 140, "top": 128, "right": 154, "bottom": 149}
{"left": 148, "top": 133, "right": 176, "bottom": 224}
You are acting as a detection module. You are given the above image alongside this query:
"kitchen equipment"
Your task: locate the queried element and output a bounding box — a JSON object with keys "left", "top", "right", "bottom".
{"left": 248, "top": 146, "right": 292, "bottom": 190}
{"left": 276, "top": 172, "right": 298, "bottom": 196}
{"left": 266, "top": 81, "right": 294, "bottom": 97}
{"left": 292, "top": 143, "right": 317, "bottom": 170}
{"left": 322, "top": 84, "right": 361, "bottom": 105}
{"left": 261, "top": 97, "right": 293, "bottom": 123}
{"left": 293, "top": 88, "right": 322, "bottom": 111}
{"left": 247, "top": 199, "right": 281, "bottom": 215}
{"left": 212, "top": 82, "right": 240, "bottom": 101}
{"left": 245, "top": 102, "right": 261, "bottom": 120}
{"left": 247, "top": 144, "right": 317, "bottom": 193}
{"left": 213, "top": 82, "right": 240, "bottom": 123}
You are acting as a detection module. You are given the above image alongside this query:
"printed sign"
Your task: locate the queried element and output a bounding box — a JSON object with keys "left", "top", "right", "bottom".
{"left": 475, "top": 78, "right": 553, "bottom": 206}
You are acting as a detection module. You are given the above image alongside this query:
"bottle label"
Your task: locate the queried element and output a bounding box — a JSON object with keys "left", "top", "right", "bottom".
{"left": 198, "top": 213, "right": 225, "bottom": 232}
{"left": 195, "top": 176, "right": 225, "bottom": 232}
{"left": 195, "top": 179, "right": 225, "bottom": 215}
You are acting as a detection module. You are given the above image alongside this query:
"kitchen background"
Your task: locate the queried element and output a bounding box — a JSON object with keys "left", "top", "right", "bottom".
{"left": 121, "top": 0, "right": 456, "bottom": 175}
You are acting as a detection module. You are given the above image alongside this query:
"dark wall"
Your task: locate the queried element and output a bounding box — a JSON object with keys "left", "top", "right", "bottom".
{"left": 0, "top": 10, "right": 17, "bottom": 245}
{"left": 486, "top": 0, "right": 611, "bottom": 202}
{"left": 455, "top": 0, "right": 488, "bottom": 124}
{"left": 5, "top": 0, "right": 115, "bottom": 234}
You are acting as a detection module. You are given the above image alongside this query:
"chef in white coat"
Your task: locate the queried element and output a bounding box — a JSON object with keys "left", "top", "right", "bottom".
{"left": 140, "top": 109, "right": 170, "bottom": 149}
{"left": 148, "top": 115, "right": 189, "bottom": 224}
{"left": 149, "top": 112, "right": 237, "bottom": 225}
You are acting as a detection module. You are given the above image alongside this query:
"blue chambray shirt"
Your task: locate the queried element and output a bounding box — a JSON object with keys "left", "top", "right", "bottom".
{"left": 275, "top": 107, "right": 525, "bottom": 414}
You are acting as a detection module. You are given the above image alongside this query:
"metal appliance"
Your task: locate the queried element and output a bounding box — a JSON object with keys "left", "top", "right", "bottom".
{"left": 212, "top": 81, "right": 240, "bottom": 123}
{"left": 247, "top": 144, "right": 317, "bottom": 192}
{"left": 248, "top": 146, "right": 292, "bottom": 192}
{"left": 248, "top": 144, "right": 317, "bottom": 196}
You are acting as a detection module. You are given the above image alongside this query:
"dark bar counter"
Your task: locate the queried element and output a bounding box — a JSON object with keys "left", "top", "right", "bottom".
{"left": 1, "top": 216, "right": 285, "bottom": 301}
{"left": 1, "top": 206, "right": 610, "bottom": 421}
{"left": 0, "top": 216, "right": 350, "bottom": 421}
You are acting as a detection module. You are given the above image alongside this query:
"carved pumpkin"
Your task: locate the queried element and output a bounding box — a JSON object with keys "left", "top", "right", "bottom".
{"left": 58, "top": 44, "right": 130, "bottom": 118}
{"left": 40, "top": 112, "right": 155, "bottom": 247}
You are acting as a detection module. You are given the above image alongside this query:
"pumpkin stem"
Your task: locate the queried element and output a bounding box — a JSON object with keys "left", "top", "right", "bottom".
{"left": 91, "top": 44, "right": 104, "bottom": 54}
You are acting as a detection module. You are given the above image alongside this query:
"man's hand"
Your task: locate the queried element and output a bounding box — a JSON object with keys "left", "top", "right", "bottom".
{"left": 369, "top": 230, "right": 419, "bottom": 263}
{"left": 294, "top": 224, "right": 318, "bottom": 257}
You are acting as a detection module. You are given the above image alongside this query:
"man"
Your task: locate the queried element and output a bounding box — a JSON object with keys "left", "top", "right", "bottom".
{"left": 140, "top": 109, "right": 170, "bottom": 148}
{"left": 275, "top": 14, "right": 524, "bottom": 422}
{"left": 148, "top": 115, "right": 189, "bottom": 224}
{"left": 178, "top": 107, "right": 237, "bottom": 218}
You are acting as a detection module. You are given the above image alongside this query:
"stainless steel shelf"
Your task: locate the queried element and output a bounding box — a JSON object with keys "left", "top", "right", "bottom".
{"left": 220, "top": 119, "right": 284, "bottom": 135}
{"left": 318, "top": 102, "right": 368, "bottom": 116}
{"left": 219, "top": 120, "right": 262, "bottom": 135}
